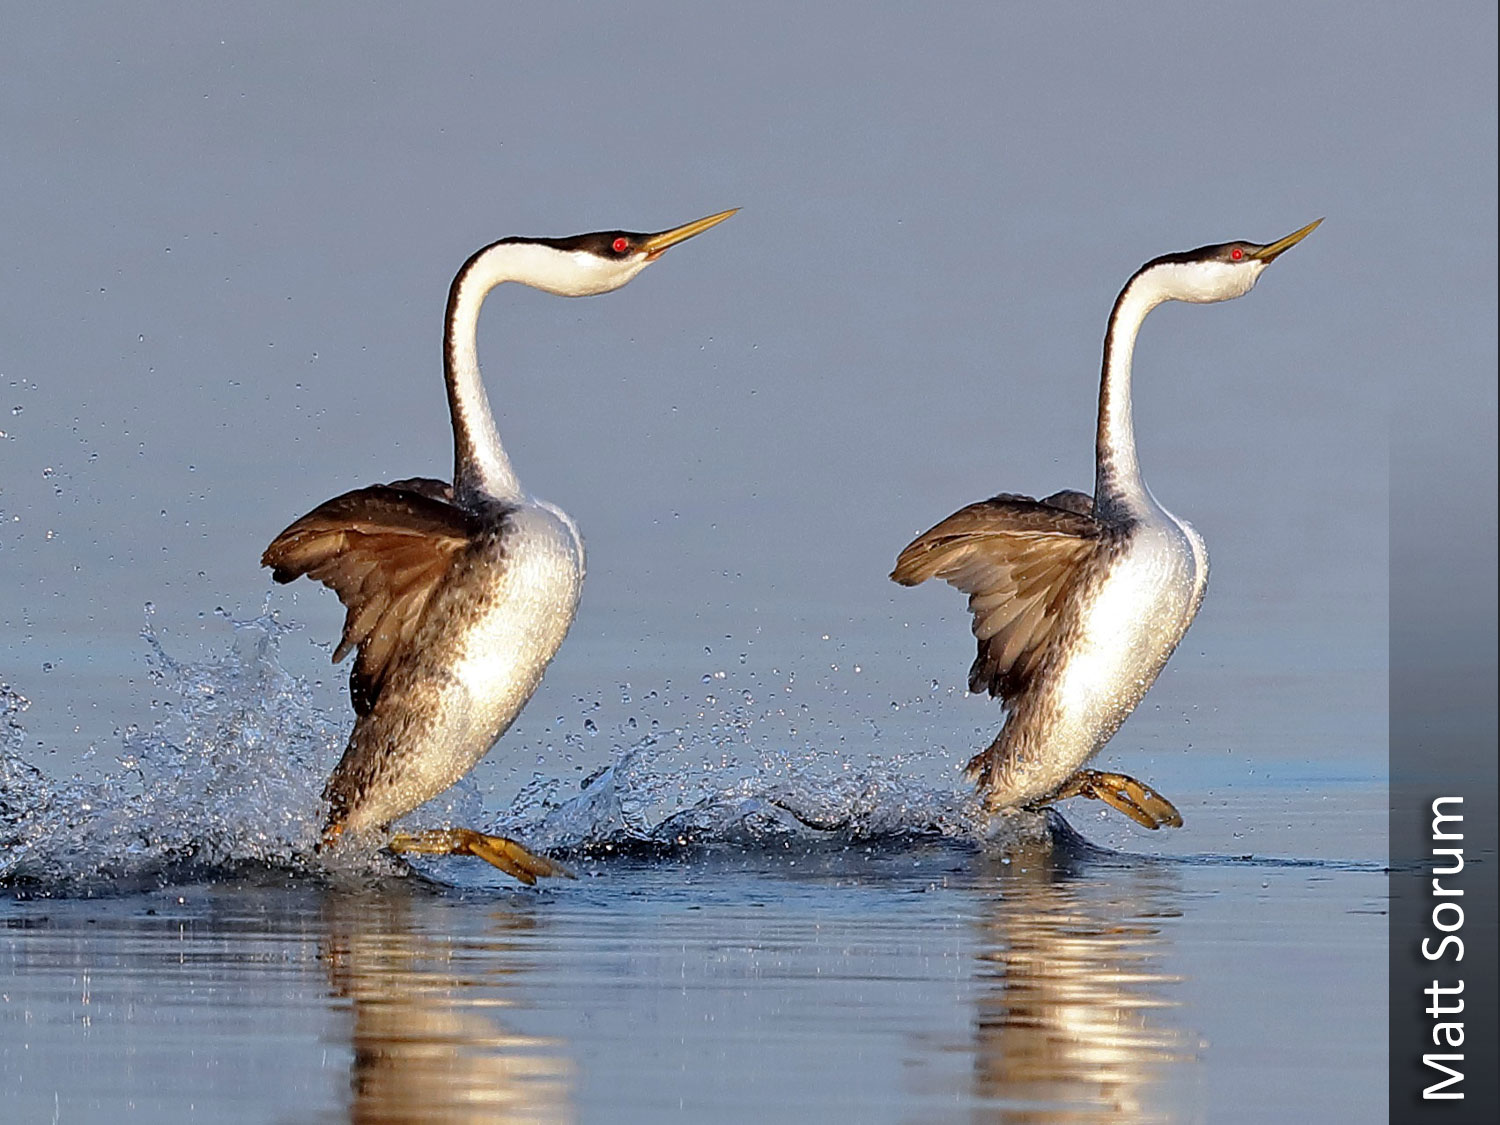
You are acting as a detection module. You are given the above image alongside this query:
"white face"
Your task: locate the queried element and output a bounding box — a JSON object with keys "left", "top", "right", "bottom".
{"left": 1154, "top": 256, "right": 1267, "bottom": 304}
{"left": 501, "top": 243, "right": 653, "bottom": 298}
{"left": 553, "top": 248, "right": 654, "bottom": 296}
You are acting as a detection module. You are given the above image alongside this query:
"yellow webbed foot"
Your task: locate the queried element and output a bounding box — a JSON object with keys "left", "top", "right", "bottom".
{"left": 1049, "top": 769, "right": 1184, "bottom": 830}
{"left": 387, "top": 827, "right": 575, "bottom": 885}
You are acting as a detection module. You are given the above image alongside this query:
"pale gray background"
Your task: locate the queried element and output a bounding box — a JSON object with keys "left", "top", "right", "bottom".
{"left": 9, "top": 3, "right": 1471, "bottom": 800}
{"left": 2, "top": 1, "right": 1494, "bottom": 871}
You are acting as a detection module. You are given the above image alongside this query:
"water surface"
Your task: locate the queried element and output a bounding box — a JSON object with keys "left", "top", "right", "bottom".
{"left": 4, "top": 834, "right": 1384, "bottom": 1123}
{"left": 2, "top": 621, "right": 1385, "bottom": 1122}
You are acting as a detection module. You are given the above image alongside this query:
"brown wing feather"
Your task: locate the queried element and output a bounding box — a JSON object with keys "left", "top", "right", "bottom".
{"left": 891, "top": 493, "right": 1104, "bottom": 702}
{"left": 1039, "top": 489, "right": 1094, "bottom": 516}
{"left": 383, "top": 476, "right": 456, "bottom": 503}
{"left": 262, "top": 482, "right": 480, "bottom": 715}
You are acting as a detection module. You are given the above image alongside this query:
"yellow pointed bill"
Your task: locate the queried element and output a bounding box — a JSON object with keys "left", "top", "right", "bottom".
{"left": 1250, "top": 218, "right": 1323, "bottom": 262}
{"left": 641, "top": 208, "right": 739, "bottom": 260}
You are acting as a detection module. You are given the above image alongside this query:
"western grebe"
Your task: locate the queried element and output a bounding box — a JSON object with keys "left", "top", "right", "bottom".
{"left": 892, "top": 220, "right": 1320, "bottom": 828}
{"left": 264, "top": 209, "right": 737, "bottom": 881}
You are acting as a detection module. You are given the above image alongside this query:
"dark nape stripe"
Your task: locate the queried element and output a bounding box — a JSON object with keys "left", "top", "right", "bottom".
{"left": 492, "top": 230, "right": 644, "bottom": 254}
{"left": 1093, "top": 270, "right": 1137, "bottom": 500}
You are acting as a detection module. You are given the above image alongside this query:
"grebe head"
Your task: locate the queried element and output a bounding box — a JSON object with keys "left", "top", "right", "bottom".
{"left": 483, "top": 208, "right": 739, "bottom": 298}
{"left": 1135, "top": 218, "right": 1322, "bottom": 305}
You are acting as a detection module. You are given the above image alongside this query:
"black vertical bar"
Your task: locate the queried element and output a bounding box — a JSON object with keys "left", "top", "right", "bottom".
{"left": 1387, "top": 272, "right": 1499, "bottom": 1118}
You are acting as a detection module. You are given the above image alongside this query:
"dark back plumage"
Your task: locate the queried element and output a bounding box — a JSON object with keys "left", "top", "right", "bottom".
{"left": 262, "top": 480, "right": 486, "bottom": 714}
{"left": 892, "top": 492, "right": 1110, "bottom": 702}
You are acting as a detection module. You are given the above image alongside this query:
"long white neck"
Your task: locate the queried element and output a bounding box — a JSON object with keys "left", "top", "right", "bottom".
{"left": 444, "top": 244, "right": 536, "bottom": 504}
{"left": 442, "top": 239, "right": 652, "bottom": 505}
{"left": 1094, "top": 270, "right": 1171, "bottom": 521}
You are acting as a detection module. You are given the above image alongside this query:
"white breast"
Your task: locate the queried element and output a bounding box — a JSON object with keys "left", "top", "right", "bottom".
{"left": 1055, "top": 516, "right": 1204, "bottom": 748}
{"left": 446, "top": 502, "right": 584, "bottom": 762}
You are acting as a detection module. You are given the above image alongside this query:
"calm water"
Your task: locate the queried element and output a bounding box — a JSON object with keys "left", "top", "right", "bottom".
{"left": 4, "top": 3, "right": 1489, "bottom": 1121}
{"left": 3, "top": 826, "right": 1385, "bottom": 1124}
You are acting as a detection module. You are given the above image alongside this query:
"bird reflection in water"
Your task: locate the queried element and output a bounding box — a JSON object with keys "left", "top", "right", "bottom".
{"left": 967, "top": 840, "right": 1199, "bottom": 1123}
{"left": 321, "top": 894, "right": 572, "bottom": 1124}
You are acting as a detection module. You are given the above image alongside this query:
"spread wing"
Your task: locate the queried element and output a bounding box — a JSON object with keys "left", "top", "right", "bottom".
{"left": 381, "top": 476, "right": 456, "bottom": 504}
{"left": 891, "top": 492, "right": 1105, "bottom": 702}
{"left": 262, "top": 480, "right": 480, "bottom": 715}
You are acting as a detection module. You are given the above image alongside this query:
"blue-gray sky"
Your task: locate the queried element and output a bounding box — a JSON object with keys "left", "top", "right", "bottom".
{"left": 1, "top": 4, "right": 1493, "bottom": 828}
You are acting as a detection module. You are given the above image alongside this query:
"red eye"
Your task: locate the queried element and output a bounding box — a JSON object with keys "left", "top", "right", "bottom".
{"left": 612, "top": 237, "right": 629, "bottom": 254}
{"left": 1231, "top": 247, "right": 1244, "bottom": 261}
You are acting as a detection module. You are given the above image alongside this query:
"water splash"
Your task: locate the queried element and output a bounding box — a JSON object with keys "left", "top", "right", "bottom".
{"left": 502, "top": 731, "right": 997, "bottom": 855}
{"left": 2, "top": 613, "right": 1031, "bottom": 896}
{"left": 1, "top": 613, "right": 338, "bottom": 893}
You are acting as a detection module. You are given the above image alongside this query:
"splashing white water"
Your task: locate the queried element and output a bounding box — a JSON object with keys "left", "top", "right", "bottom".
{"left": 2, "top": 612, "right": 1034, "bottom": 895}
{"left": 496, "top": 731, "right": 994, "bottom": 854}
{"left": 2, "top": 614, "right": 339, "bottom": 891}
